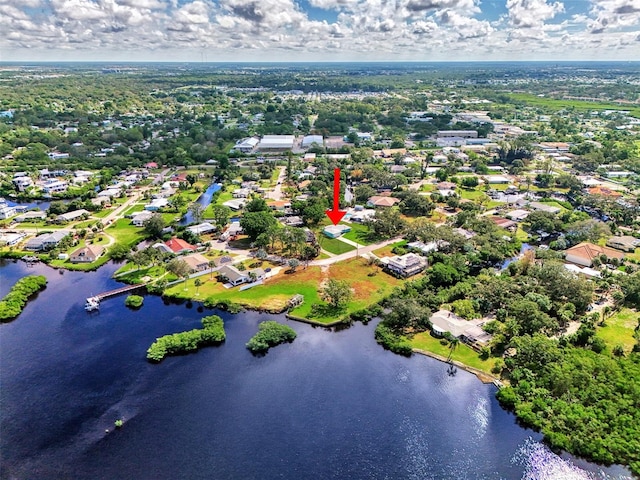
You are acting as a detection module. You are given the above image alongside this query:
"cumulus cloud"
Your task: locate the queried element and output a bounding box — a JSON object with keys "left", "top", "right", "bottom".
{"left": 506, "top": 0, "right": 564, "bottom": 28}
{"left": 0, "top": 0, "right": 638, "bottom": 60}
{"left": 588, "top": 0, "right": 640, "bottom": 33}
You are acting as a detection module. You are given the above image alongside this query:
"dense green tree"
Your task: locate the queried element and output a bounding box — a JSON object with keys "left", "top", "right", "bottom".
{"left": 240, "top": 211, "right": 277, "bottom": 240}
{"left": 143, "top": 214, "right": 166, "bottom": 239}
{"left": 320, "top": 278, "right": 353, "bottom": 309}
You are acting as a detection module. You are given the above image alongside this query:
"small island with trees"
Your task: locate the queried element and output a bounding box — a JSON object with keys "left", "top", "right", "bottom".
{"left": 124, "top": 295, "right": 144, "bottom": 309}
{"left": 0, "top": 275, "right": 47, "bottom": 322}
{"left": 147, "top": 315, "right": 226, "bottom": 362}
{"left": 246, "top": 321, "right": 297, "bottom": 354}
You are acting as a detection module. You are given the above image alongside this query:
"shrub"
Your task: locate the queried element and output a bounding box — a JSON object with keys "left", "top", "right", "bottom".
{"left": 374, "top": 323, "right": 412, "bottom": 356}
{"left": 147, "top": 315, "right": 226, "bottom": 362}
{"left": 246, "top": 321, "right": 297, "bottom": 354}
{"left": 125, "top": 295, "right": 144, "bottom": 308}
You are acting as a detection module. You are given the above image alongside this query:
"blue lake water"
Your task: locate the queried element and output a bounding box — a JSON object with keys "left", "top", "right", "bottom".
{"left": 178, "top": 182, "right": 221, "bottom": 225}
{"left": 0, "top": 260, "right": 633, "bottom": 479}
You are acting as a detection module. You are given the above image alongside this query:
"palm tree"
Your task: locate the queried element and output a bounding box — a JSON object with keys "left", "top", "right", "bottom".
{"left": 209, "top": 260, "right": 216, "bottom": 279}
{"left": 447, "top": 337, "right": 460, "bottom": 363}
{"left": 194, "top": 278, "right": 202, "bottom": 296}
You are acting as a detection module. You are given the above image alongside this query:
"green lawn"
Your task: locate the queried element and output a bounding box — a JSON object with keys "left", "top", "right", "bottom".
{"left": 625, "top": 248, "right": 640, "bottom": 262}
{"left": 166, "top": 257, "right": 404, "bottom": 324}
{"left": 410, "top": 331, "right": 496, "bottom": 376}
{"left": 341, "top": 223, "right": 375, "bottom": 246}
{"left": 106, "top": 218, "right": 147, "bottom": 247}
{"left": 124, "top": 204, "right": 146, "bottom": 216}
{"left": 372, "top": 240, "right": 406, "bottom": 258}
{"left": 459, "top": 188, "right": 489, "bottom": 202}
{"left": 598, "top": 308, "right": 639, "bottom": 354}
{"left": 92, "top": 209, "right": 113, "bottom": 218}
{"left": 317, "top": 236, "right": 356, "bottom": 255}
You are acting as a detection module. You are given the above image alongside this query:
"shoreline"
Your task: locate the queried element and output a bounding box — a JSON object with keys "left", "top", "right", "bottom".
{"left": 412, "top": 348, "right": 502, "bottom": 386}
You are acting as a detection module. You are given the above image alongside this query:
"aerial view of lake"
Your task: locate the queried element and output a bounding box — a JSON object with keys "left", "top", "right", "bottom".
{"left": 0, "top": 260, "right": 633, "bottom": 479}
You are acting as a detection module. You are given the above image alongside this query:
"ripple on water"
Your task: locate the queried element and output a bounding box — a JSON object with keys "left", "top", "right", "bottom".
{"left": 513, "top": 438, "right": 632, "bottom": 480}
{"left": 467, "top": 392, "right": 490, "bottom": 440}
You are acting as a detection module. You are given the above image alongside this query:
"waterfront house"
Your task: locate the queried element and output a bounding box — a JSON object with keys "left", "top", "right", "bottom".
{"left": 24, "top": 231, "right": 70, "bottom": 251}
{"left": 70, "top": 245, "right": 104, "bottom": 263}
{"left": 217, "top": 265, "right": 265, "bottom": 286}
{"left": 429, "top": 310, "right": 493, "bottom": 347}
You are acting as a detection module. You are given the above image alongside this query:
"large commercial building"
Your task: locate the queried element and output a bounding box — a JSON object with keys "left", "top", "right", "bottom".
{"left": 258, "top": 135, "right": 295, "bottom": 151}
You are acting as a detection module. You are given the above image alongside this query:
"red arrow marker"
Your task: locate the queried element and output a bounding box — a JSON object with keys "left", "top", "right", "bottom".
{"left": 325, "top": 167, "right": 346, "bottom": 225}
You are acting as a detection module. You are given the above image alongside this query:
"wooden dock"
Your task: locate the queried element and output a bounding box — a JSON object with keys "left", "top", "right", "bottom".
{"left": 87, "top": 283, "right": 145, "bottom": 305}
{"left": 96, "top": 283, "right": 145, "bottom": 300}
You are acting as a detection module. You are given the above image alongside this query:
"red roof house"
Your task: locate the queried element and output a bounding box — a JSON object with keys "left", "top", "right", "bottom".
{"left": 164, "top": 237, "right": 196, "bottom": 254}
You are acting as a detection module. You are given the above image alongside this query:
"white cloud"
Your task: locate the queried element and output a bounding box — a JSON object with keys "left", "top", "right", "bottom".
{"left": 506, "top": 0, "right": 564, "bottom": 28}
{"left": 588, "top": 0, "right": 640, "bottom": 33}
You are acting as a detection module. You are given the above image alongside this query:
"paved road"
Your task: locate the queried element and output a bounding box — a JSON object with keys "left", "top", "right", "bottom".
{"left": 310, "top": 237, "right": 400, "bottom": 266}
{"left": 266, "top": 167, "right": 287, "bottom": 201}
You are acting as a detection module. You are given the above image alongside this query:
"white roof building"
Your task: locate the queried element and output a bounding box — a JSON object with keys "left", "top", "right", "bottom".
{"left": 302, "top": 135, "right": 324, "bottom": 147}
{"left": 258, "top": 135, "right": 295, "bottom": 150}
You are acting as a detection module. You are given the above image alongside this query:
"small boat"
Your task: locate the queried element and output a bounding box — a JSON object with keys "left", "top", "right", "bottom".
{"left": 85, "top": 297, "right": 100, "bottom": 312}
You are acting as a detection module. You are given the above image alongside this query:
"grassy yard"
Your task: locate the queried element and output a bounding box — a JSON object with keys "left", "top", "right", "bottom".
{"left": 341, "top": 223, "right": 375, "bottom": 246}
{"left": 410, "top": 331, "right": 496, "bottom": 376}
{"left": 625, "top": 248, "right": 640, "bottom": 262}
{"left": 459, "top": 188, "right": 488, "bottom": 202}
{"left": 597, "top": 308, "right": 639, "bottom": 354}
{"left": 317, "top": 236, "right": 356, "bottom": 255}
{"left": 166, "top": 257, "right": 404, "bottom": 324}
{"left": 124, "top": 204, "right": 146, "bottom": 216}
{"left": 372, "top": 240, "right": 406, "bottom": 258}
{"left": 106, "top": 218, "right": 147, "bottom": 247}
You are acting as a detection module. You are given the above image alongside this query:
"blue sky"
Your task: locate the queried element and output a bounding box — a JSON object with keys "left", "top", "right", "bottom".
{"left": 1, "top": 0, "right": 639, "bottom": 62}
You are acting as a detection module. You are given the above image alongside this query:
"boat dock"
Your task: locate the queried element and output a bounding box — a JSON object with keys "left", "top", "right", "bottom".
{"left": 85, "top": 283, "right": 145, "bottom": 311}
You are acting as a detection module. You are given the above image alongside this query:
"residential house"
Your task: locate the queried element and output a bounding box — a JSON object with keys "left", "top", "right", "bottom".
{"left": 407, "top": 241, "right": 440, "bottom": 255}
{"left": 163, "top": 237, "right": 196, "bottom": 254}
{"left": 429, "top": 310, "right": 493, "bottom": 347}
{"left": 0, "top": 232, "right": 27, "bottom": 246}
{"left": 367, "top": 196, "right": 401, "bottom": 208}
{"left": 145, "top": 198, "right": 168, "bottom": 211}
{"left": 489, "top": 217, "right": 517, "bottom": 231}
{"left": 606, "top": 235, "right": 640, "bottom": 253}
{"left": 505, "top": 209, "right": 530, "bottom": 222}
{"left": 0, "top": 202, "right": 17, "bottom": 220}
{"left": 24, "top": 231, "right": 70, "bottom": 251}
{"left": 323, "top": 224, "right": 351, "bottom": 239}
{"left": 131, "top": 211, "right": 155, "bottom": 226}
{"left": 232, "top": 188, "right": 252, "bottom": 198}
{"left": 69, "top": 245, "right": 104, "bottom": 263}
{"left": 381, "top": 252, "right": 427, "bottom": 278}
{"left": 57, "top": 209, "right": 90, "bottom": 223}
{"left": 565, "top": 242, "right": 625, "bottom": 267}
{"left": 12, "top": 175, "right": 33, "bottom": 192}
{"left": 217, "top": 264, "right": 265, "bottom": 286}
{"left": 14, "top": 211, "right": 46, "bottom": 222}
{"left": 41, "top": 180, "right": 68, "bottom": 195}
{"left": 187, "top": 222, "right": 216, "bottom": 235}
{"left": 181, "top": 253, "right": 211, "bottom": 272}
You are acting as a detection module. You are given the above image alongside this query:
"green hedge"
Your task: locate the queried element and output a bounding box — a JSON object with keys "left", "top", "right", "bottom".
{"left": 246, "top": 321, "right": 297, "bottom": 353}
{"left": 0, "top": 275, "right": 47, "bottom": 322}
{"left": 147, "top": 315, "right": 226, "bottom": 362}
{"left": 374, "top": 323, "right": 413, "bottom": 356}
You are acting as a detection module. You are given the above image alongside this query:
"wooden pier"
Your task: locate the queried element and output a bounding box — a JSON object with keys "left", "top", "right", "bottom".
{"left": 86, "top": 283, "right": 145, "bottom": 308}
{"left": 94, "top": 283, "right": 145, "bottom": 300}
